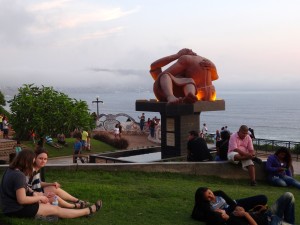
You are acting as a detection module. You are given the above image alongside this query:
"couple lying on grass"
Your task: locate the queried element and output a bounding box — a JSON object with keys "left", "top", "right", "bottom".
{"left": 192, "top": 187, "right": 295, "bottom": 225}
{"left": 0, "top": 149, "right": 102, "bottom": 221}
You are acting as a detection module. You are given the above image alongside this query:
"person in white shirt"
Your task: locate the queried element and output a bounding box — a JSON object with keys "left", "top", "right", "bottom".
{"left": 201, "top": 123, "right": 208, "bottom": 138}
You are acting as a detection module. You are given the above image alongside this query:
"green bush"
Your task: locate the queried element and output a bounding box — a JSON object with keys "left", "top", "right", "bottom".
{"left": 113, "top": 138, "right": 129, "bottom": 149}
{"left": 93, "top": 133, "right": 129, "bottom": 149}
{"left": 93, "top": 133, "right": 111, "bottom": 143}
{"left": 72, "top": 131, "right": 82, "bottom": 139}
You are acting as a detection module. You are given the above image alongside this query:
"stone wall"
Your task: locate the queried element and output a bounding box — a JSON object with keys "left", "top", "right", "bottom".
{"left": 0, "top": 161, "right": 267, "bottom": 181}
{"left": 0, "top": 139, "right": 16, "bottom": 162}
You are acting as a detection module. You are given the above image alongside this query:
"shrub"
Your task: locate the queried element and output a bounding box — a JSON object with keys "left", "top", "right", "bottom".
{"left": 93, "top": 133, "right": 111, "bottom": 143}
{"left": 93, "top": 133, "right": 129, "bottom": 149}
{"left": 72, "top": 131, "right": 82, "bottom": 139}
{"left": 113, "top": 138, "right": 129, "bottom": 149}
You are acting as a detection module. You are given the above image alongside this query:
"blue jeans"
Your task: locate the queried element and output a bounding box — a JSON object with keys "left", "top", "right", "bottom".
{"left": 73, "top": 150, "right": 85, "bottom": 163}
{"left": 150, "top": 127, "right": 155, "bottom": 137}
{"left": 235, "top": 194, "right": 268, "bottom": 211}
{"left": 269, "top": 175, "right": 300, "bottom": 189}
{"left": 268, "top": 192, "right": 295, "bottom": 225}
{"left": 140, "top": 122, "right": 144, "bottom": 131}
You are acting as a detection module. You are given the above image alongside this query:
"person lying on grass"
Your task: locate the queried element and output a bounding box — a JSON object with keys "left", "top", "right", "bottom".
{"left": 0, "top": 149, "right": 102, "bottom": 219}
{"left": 191, "top": 187, "right": 267, "bottom": 225}
{"left": 223, "top": 192, "right": 295, "bottom": 225}
{"left": 27, "top": 148, "right": 89, "bottom": 209}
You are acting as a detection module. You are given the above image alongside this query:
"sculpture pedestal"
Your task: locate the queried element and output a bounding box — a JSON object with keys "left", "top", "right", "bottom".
{"left": 136, "top": 100, "right": 225, "bottom": 159}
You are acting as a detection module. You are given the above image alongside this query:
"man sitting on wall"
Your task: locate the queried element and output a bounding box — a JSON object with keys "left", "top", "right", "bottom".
{"left": 187, "top": 130, "right": 213, "bottom": 162}
{"left": 227, "top": 125, "right": 262, "bottom": 186}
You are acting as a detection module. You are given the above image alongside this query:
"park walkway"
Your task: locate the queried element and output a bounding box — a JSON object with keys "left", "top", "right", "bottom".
{"left": 47, "top": 135, "right": 300, "bottom": 175}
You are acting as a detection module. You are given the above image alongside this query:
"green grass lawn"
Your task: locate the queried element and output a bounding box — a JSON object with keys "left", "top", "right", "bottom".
{"left": 22, "top": 138, "right": 116, "bottom": 158}
{"left": 0, "top": 170, "right": 299, "bottom": 225}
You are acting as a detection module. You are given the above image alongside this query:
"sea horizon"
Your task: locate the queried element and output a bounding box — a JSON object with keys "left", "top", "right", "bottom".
{"left": 68, "top": 90, "right": 300, "bottom": 142}
{"left": 3, "top": 89, "right": 300, "bottom": 142}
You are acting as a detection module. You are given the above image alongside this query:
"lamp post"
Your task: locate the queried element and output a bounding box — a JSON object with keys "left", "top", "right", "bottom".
{"left": 92, "top": 96, "right": 103, "bottom": 119}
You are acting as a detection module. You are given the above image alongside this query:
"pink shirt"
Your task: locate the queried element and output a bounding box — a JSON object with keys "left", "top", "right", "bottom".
{"left": 228, "top": 132, "right": 254, "bottom": 153}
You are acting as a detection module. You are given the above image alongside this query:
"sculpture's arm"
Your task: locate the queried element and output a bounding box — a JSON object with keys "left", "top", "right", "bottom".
{"left": 210, "top": 66, "right": 219, "bottom": 81}
{"left": 149, "top": 48, "right": 196, "bottom": 80}
{"left": 150, "top": 53, "right": 180, "bottom": 80}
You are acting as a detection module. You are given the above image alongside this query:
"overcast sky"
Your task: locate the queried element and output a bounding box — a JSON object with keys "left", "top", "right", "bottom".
{"left": 1, "top": 0, "right": 300, "bottom": 92}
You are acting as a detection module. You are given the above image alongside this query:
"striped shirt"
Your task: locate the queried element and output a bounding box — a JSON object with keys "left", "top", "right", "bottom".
{"left": 210, "top": 196, "right": 229, "bottom": 210}
{"left": 28, "top": 170, "right": 43, "bottom": 193}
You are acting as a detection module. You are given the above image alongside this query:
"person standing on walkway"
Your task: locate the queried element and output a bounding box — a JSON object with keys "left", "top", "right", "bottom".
{"left": 138, "top": 113, "right": 145, "bottom": 131}
{"left": 248, "top": 127, "right": 255, "bottom": 140}
{"left": 86, "top": 132, "right": 91, "bottom": 151}
{"left": 2, "top": 116, "right": 9, "bottom": 139}
{"left": 114, "top": 124, "right": 120, "bottom": 138}
{"left": 73, "top": 136, "right": 85, "bottom": 164}
{"left": 0, "top": 114, "right": 3, "bottom": 135}
{"left": 81, "top": 130, "right": 88, "bottom": 151}
{"left": 201, "top": 123, "right": 208, "bottom": 138}
{"left": 227, "top": 125, "right": 261, "bottom": 186}
{"left": 149, "top": 118, "right": 157, "bottom": 138}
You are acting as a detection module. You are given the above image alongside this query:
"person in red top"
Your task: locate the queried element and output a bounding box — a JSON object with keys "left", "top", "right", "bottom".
{"left": 227, "top": 125, "right": 261, "bottom": 186}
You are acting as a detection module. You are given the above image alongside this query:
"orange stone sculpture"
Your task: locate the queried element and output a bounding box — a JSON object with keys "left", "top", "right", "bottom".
{"left": 150, "top": 48, "right": 218, "bottom": 104}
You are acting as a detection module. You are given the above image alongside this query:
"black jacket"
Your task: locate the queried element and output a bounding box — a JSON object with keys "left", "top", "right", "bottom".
{"left": 187, "top": 137, "right": 213, "bottom": 162}
{"left": 191, "top": 190, "right": 237, "bottom": 225}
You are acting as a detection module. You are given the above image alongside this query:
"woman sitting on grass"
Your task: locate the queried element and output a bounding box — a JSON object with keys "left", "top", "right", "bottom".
{"left": 28, "top": 148, "right": 89, "bottom": 209}
{"left": 266, "top": 147, "right": 300, "bottom": 189}
{"left": 191, "top": 187, "right": 267, "bottom": 225}
{"left": 0, "top": 149, "right": 102, "bottom": 219}
{"left": 57, "top": 133, "right": 67, "bottom": 146}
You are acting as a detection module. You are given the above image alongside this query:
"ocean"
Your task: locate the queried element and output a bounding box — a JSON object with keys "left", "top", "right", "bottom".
{"left": 68, "top": 90, "right": 300, "bottom": 142}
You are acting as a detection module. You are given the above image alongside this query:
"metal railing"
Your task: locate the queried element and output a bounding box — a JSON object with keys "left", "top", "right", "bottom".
{"left": 253, "top": 138, "right": 300, "bottom": 160}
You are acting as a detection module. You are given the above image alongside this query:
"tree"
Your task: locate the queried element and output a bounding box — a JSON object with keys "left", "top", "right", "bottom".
{"left": 0, "top": 90, "right": 5, "bottom": 106}
{"left": 8, "top": 84, "right": 95, "bottom": 140}
{"left": 0, "top": 90, "right": 9, "bottom": 115}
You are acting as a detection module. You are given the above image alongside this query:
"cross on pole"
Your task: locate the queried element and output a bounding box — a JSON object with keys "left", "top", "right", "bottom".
{"left": 92, "top": 96, "right": 103, "bottom": 118}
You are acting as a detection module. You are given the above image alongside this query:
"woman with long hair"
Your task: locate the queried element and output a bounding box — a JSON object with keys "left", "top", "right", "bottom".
{"left": 191, "top": 187, "right": 267, "bottom": 225}
{"left": 0, "top": 150, "right": 102, "bottom": 219}
{"left": 215, "top": 130, "right": 230, "bottom": 161}
{"left": 191, "top": 187, "right": 295, "bottom": 225}
{"left": 266, "top": 147, "right": 300, "bottom": 188}
{"left": 28, "top": 148, "right": 89, "bottom": 209}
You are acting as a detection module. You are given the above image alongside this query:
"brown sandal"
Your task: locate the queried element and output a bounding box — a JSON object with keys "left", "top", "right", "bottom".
{"left": 87, "top": 200, "right": 102, "bottom": 217}
{"left": 75, "top": 199, "right": 89, "bottom": 208}
{"left": 74, "top": 201, "right": 84, "bottom": 209}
